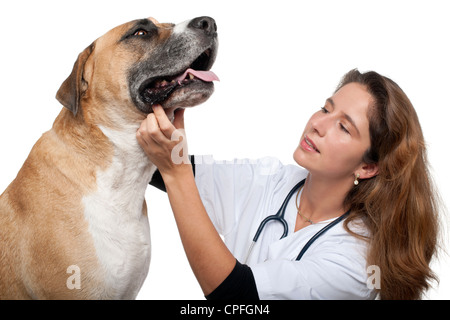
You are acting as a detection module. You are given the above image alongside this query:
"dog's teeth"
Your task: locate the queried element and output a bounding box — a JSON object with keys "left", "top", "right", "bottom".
{"left": 189, "top": 73, "right": 195, "bottom": 80}
{"left": 170, "top": 80, "right": 176, "bottom": 84}
{"left": 161, "top": 80, "right": 168, "bottom": 87}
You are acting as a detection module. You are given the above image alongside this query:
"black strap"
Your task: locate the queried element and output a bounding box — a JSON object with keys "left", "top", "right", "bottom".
{"left": 295, "top": 210, "right": 350, "bottom": 261}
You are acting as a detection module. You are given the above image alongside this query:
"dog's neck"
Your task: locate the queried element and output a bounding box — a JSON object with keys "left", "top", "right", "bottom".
{"left": 78, "top": 121, "right": 154, "bottom": 299}
{"left": 98, "top": 123, "right": 156, "bottom": 182}
{"left": 95, "top": 122, "right": 156, "bottom": 214}
{"left": 53, "top": 109, "right": 156, "bottom": 219}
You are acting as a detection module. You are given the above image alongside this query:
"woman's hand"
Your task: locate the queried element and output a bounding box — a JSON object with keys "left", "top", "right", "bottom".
{"left": 136, "top": 105, "right": 236, "bottom": 295}
{"left": 136, "top": 105, "right": 190, "bottom": 178}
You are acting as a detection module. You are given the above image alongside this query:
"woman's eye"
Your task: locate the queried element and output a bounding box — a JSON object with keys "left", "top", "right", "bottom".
{"left": 321, "top": 106, "right": 329, "bottom": 113}
{"left": 134, "top": 29, "right": 148, "bottom": 36}
{"left": 340, "top": 123, "right": 350, "bottom": 134}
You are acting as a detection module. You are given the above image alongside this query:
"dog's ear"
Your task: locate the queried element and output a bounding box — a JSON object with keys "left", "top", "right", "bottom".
{"left": 56, "top": 43, "right": 94, "bottom": 116}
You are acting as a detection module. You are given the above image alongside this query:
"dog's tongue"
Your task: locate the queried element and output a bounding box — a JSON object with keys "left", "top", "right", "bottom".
{"left": 174, "top": 68, "right": 220, "bottom": 84}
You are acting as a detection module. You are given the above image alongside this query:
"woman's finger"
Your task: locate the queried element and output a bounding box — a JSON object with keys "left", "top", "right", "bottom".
{"left": 136, "top": 116, "right": 150, "bottom": 146}
{"left": 139, "top": 112, "right": 167, "bottom": 144}
{"left": 152, "top": 105, "right": 176, "bottom": 138}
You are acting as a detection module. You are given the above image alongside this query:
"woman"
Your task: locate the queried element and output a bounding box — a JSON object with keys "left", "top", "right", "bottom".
{"left": 136, "top": 69, "right": 439, "bottom": 300}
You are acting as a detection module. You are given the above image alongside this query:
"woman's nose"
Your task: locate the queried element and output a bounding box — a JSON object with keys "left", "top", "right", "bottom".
{"left": 311, "top": 114, "right": 328, "bottom": 137}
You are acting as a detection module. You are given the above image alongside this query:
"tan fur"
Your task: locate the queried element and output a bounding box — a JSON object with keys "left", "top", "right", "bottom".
{"left": 0, "top": 16, "right": 217, "bottom": 299}
{"left": 0, "top": 109, "right": 112, "bottom": 298}
{"left": 0, "top": 19, "right": 147, "bottom": 299}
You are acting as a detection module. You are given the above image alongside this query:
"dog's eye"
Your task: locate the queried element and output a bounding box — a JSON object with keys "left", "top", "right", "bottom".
{"left": 133, "top": 29, "right": 148, "bottom": 36}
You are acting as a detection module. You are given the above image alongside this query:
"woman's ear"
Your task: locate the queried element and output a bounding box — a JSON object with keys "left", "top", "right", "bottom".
{"left": 359, "top": 163, "right": 379, "bottom": 180}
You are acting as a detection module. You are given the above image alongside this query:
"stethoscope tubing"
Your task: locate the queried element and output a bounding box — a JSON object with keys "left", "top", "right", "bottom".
{"left": 245, "top": 179, "right": 350, "bottom": 263}
{"left": 252, "top": 180, "right": 306, "bottom": 242}
{"left": 295, "top": 209, "right": 350, "bottom": 261}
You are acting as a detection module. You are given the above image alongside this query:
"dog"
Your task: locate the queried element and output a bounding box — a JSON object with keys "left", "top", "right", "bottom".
{"left": 0, "top": 16, "right": 218, "bottom": 299}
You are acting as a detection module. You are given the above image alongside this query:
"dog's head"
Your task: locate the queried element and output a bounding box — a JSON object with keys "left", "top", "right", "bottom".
{"left": 56, "top": 16, "right": 218, "bottom": 124}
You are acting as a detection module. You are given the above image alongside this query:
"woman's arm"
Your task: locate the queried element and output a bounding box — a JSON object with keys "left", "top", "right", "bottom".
{"left": 136, "top": 105, "right": 236, "bottom": 295}
{"left": 163, "top": 165, "right": 236, "bottom": 295}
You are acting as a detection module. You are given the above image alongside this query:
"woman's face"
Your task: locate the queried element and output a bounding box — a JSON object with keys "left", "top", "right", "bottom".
{"left": 293, "top": 82, "right": 373, "bottom": 182}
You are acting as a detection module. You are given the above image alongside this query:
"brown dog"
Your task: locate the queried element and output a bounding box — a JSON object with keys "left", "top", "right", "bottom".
{"left": 0, "top": 16, "right": 218, "bottom": 299}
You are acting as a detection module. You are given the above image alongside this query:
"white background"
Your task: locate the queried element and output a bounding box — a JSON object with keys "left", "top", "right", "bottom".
{"left": 0, "top": 0, "right": 448, "bottom": 300}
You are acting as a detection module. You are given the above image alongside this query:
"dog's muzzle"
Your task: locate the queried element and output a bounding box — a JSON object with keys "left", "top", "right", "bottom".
{"left": 130, "top": 16, "right": 219, "bottom": 114}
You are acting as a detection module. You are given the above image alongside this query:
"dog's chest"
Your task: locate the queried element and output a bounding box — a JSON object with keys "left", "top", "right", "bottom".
{"left": 82, "top": 129, "right": 156, "bottom": 299}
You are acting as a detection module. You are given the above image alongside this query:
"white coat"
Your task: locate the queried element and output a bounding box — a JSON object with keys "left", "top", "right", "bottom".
{"left": 194, "top": 155, "right": 377, "bottom": 300}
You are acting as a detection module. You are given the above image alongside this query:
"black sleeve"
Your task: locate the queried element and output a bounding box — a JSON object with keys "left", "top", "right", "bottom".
{"left": 205, "top": 259, "right": 260, "bottom": 300}
{"left": 149, "top": 157, "right": 259, "bottom": 299}
{"left": 149, "top": 155, "right": 196, "bottom": 192}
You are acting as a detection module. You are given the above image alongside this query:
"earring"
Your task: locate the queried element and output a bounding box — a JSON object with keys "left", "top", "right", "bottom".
{"left": 354, "top": 173, "right": 360, "bottom": 186}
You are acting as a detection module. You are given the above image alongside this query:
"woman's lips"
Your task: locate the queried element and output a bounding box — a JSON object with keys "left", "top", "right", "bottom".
{"left": 300, "top": 135, "right": 320, "bottom": 153}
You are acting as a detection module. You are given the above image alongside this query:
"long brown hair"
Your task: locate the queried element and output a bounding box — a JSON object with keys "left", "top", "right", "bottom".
{"left": 338, "top": 69, "right": 440, "bottom": 299}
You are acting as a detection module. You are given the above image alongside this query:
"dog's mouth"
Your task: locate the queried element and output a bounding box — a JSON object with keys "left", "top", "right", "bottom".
{"left": 139, "top": 49, "right": 219, "bottom": 109}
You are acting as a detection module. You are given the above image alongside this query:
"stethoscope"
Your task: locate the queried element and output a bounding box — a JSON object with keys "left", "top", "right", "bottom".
{"left": 244, "top": 179, "right": 350, "bottom": 263}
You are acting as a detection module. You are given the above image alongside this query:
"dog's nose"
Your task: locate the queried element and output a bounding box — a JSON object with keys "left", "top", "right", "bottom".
{"left": 188, "top": 16, "right": 217, "bottom": 36}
